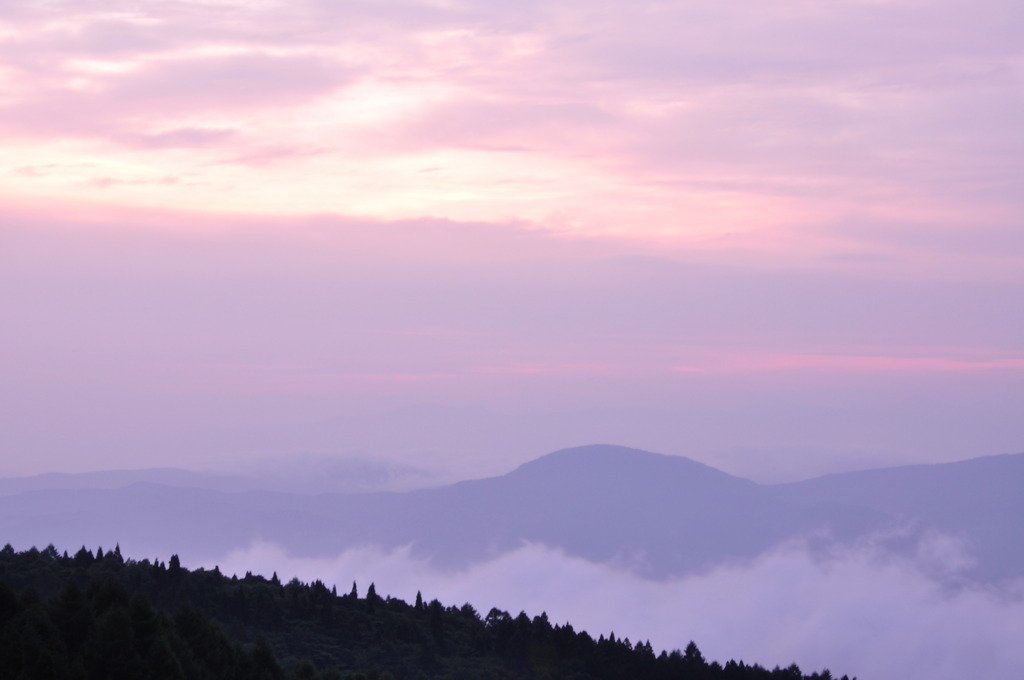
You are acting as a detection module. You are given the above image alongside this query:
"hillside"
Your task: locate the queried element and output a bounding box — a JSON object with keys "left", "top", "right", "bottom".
{"left": 0, "top": 544, "right": 849, "bottom": 680}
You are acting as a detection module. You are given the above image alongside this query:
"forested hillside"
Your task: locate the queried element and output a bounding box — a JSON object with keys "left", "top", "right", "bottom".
{"left": 0, "top": 544, "right": 850, "bottom": 680}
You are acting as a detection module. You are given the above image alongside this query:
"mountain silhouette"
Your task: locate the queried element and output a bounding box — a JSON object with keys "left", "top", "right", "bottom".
{"left": 1, "top": 444, "right": 1019, "bottom": 583}
{"left": 770, "top": 451, "right": 1024, "bottom": 582}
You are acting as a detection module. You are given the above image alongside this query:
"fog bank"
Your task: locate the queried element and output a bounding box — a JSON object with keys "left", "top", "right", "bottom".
{"left": 205, "top": 537, "right": 1024, "bottom": 680}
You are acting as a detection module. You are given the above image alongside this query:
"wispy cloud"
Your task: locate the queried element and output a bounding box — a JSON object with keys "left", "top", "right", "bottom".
{"left": 671, "top": 349, "right": 1024, "bottom": 374}
{"left": 1, "top": 0, "right": 1020, "bottom": 247}
{"left": 2, "top": 3, "right": 1022, "bottom": 481}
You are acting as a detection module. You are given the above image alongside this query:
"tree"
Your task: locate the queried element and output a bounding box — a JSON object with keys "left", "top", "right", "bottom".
{"left": 684, "top": 641, "right": 706, "bottom": 666}
{"left": 366, "top": 583, "right": 378, "bottom": 612}
{"left": 73, "top": 546, "right": 95, "bottom": 567}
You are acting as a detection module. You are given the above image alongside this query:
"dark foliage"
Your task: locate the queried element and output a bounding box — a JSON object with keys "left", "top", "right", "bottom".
{"left": 0, "top": 544, "right": 852, "bottom": 680}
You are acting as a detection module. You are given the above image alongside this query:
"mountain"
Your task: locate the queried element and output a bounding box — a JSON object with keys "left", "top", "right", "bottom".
{"left": 321, "top": 445, "right": 884, "bottom": 574}
{"left": 771, "top": 452, "right": 1024, "bottom": 582}
{"left": 0, "top": 445, "right": 1020, "bottom": 584}
{"left": 0, "top": 468, "right": 262, "bottom": 495}
{"left": 0, "top": 456, "right": 440, "bottom": 496}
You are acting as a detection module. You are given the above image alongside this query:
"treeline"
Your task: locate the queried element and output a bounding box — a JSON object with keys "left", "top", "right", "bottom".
{"left": 0, "top": 544, "right": 851, "bottom": 680}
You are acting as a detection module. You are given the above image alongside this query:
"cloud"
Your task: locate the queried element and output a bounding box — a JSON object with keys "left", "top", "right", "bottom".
{"left": 125, "top": 127, "right": 237, "bottom": 149}
{"left": 107, "top": 53, "right": 349, "bottom": 112}
{"left": 1, "top": 0, "right": 1023, "bottom": 478}
{"left": 0, "top": 53, "right": 351, "bottom": 142}
{"left": 204, "top": 537, "right": 1024, "bottom": 680}
{"left": 2, "top": 0, "right": 1021, "bottom": 237}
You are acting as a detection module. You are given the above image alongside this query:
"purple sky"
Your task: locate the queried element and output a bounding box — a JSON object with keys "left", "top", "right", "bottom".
{"left": 2, "top": 0, "right": 1023, "bottom": 479}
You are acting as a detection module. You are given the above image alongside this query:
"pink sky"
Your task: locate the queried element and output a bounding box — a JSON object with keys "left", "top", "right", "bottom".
{"left": 2, "top": 0, "right": 1023, "bottom": 479}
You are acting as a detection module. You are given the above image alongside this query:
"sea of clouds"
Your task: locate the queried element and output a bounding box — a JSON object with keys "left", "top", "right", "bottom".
{"left": 204, "top": 535, "right": 1024, "bottom": 680}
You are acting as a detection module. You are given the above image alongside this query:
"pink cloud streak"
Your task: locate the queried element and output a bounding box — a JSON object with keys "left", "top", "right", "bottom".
{"left": 671, "top": 352, "right": 1024, "bottom": 375}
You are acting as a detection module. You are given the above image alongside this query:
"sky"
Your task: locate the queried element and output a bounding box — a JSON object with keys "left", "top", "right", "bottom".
{"left": 2, "top": 0, "right": 1024, "bottom": 480}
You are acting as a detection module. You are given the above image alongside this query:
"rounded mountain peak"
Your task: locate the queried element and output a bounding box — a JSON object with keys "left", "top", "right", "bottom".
{"left": 506, "top": 444, "right": 750, "bottom": 491}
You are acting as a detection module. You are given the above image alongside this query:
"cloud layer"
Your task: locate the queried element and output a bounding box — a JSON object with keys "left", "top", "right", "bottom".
{"left": 2, "top": 2, "right": 1022, "bottom": 482}
{"left": 2, "top": 0, "right": 1022, "bottom": 246}
{"left": 206, "top": 538, "right": 1024, "bottom": 680}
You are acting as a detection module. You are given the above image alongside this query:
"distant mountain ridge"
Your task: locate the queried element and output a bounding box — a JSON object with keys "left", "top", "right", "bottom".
{"left": 0, "top": 455, "right": 439, "bottom": 496}
{"left": 0, "top": 468, "right": 263, "bottom": 495}
{"left": 768, "top": 451, "right": 1024, "bottom": 582}
{"left": 1, "top": 445, "right": 1021, "bottom": 585}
